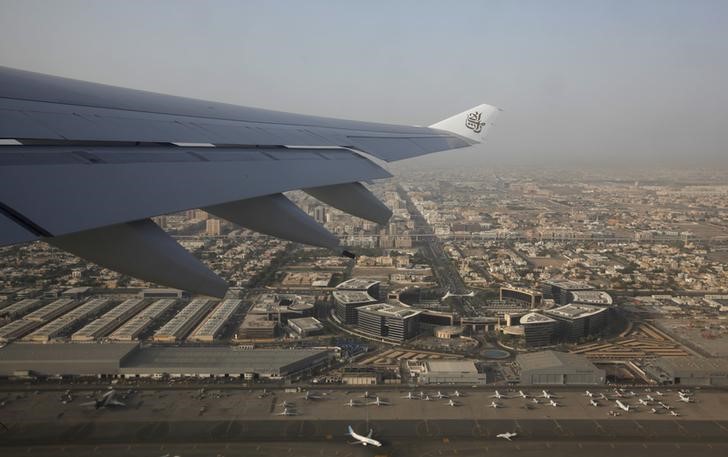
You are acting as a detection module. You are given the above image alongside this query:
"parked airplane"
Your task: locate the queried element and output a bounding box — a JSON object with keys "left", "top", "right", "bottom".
{"left": 278, "top": 400, "right": 295, "bottom": 408}
{"left": 435, "top": 391, "right": 449, "bottom": 399}
{"left": 584, "top": 390, "right": 594, "bottom": 397}
{"left": 401, "top": 392, "right": 417, "bottom": 400}
{"left": 490, "top": 390, "right": 507, "bottom": 400}
{"left": 301, "top": 391, "right": 324, "bottom": 401}
{"left": 518, "top": 390, "right": 529, "bottom": 399}
{"left": 615, "top": 400, "right": 631, "bottom": 412}
{"left": 344, "top": 399, "right": 361, "bottom": 407}
{"left": 347, "top": 425, "right": 382, "bottom": 447}
{"left": 0, "top": 66, "right": 500, "bottom": 297}
{"left": 655, "top": 391, "right": 664, "bottom": 396}
{"left": 670, "top": 410, "right": 680, "bottom": 417}
{"left": 650, "top": 407, "right": 659, "bottom": 414}
{"left": 541, "top": 390, "right": 556, "bottom": 399}
{"left": 452, "top": 390, "right": 465, "bottom": 398}
{"left": 446, "top": 399, "right": 459, "bottom": 407}
{"left": 490, "top": 401, "right": 503, "bottom": 408}
{"left": 275, "top": 408, "right": 297, "bottom": 416}
{"left": 548, "top": 399, "right": 560, "bottom": 407}
{"left": 422, "top": 395, "right": 433, "bottom": 401}
{"left": 367, "top": 397, "right": 391, "bottom": 407}
{"left": 659, "top": 401, "right": 672, "bottom": 410}
{"left": 638, "top": 398, "right": 649, "bottom": 406}
{"left": 590, "top": 399, "right": 600, "bottom": 407}
{"left": 646, "top": 395, "right": 655, "bottom": 402}
{"left": 531, "top": 398, "right": 540, "bottom": 404}
{"left": 80, "top": 390, "right": 125, "bottom": 409}
{"left": 678, "top": 396, "right": 693, "bottom": 403}
{"left": 497, "top": 432, "right": 518, "bottom": 441}
{"left": 361, "top": 391, "right": 373, "bottom": 399}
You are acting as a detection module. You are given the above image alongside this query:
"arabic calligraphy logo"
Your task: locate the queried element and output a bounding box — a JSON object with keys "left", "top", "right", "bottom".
{"left": 465, "top": 111, "right": 486, "bottom": 133}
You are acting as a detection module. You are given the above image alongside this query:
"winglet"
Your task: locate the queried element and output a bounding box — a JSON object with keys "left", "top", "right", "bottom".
{"left": 429, "top": 104, "right": 502, "bottom": 143}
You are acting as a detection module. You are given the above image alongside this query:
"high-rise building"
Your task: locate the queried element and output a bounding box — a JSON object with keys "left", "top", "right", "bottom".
{"left": 206, "top": 218, "right": 221, "bottom": 236}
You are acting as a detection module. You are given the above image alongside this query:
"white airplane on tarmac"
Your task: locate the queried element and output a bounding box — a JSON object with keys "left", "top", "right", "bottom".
{"left": 347, "top": 425, "right": 382, "bottom": 447}
{"left": 497, "top": 432, "right": 518, "bottom": 441}
{"left": 659, "top": 401, "right": 672, "bottom": 410}
{"left": 490, "top": 390, "right": 507, "bottom": 400}
{"left": 446, "top": 399, "right": 459, "bottom": 407}
{"left": 276, "top": 408, "right": 297, "bottom": 416}
{"left": 549, "top": 400, "right": 560, "bottom": 407}
{"left": 584, "top": 390, "right": 594, "bottom": 397}
{"left": 367, "top": 397, "right": 391, "bottom": 407}
{"left": 638, "top": 398, "right": 649, "bottom": 406}
{"left": 541, "top": 390, "right": 556, "bottom": 399}
{"left": 590, "top": 399, "right": 600, "bottom": 407}
{"left": 615, "top": 400, "right": 631, "bottom": 412}
{"left": 278, "top": 400, "right": 295, "bottom": 408}
{"left": 518, "top": 390, "right": 529, "bottom": 399}
{"left": 401, "top": 392, "right": 417, "bottom": 400}
{"left": 360, "top": 391, "right": 373, "bottom": 399}
{"left": 490, "top": 401, "right": 503, "bottom": 408}
{"left": 435, "top": 391, "right": 449, "bottom": 399}
{"left": 80, "top": 390, "right": 126, "bottom": 409}
{"left": 670, "top": 410, "right": 680, "bottom": 417}
{"left": 678, "top": 396, "right": 694, "bottom": 403}
{"left": 301, "top": 391, "right": 324, "bottom": 401}
{"left": 452, "top": 390, "right": 465, "bottom": 398}
{"left": 344, "top": 399, "right": 362, "bottom": 407}
{"left": 646, "top": 395, "right": 655, "bottom": 402}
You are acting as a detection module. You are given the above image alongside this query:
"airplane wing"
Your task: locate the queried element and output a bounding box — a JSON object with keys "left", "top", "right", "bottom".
{"left": 0, "top": 66, "right": 501, "bottom": 296}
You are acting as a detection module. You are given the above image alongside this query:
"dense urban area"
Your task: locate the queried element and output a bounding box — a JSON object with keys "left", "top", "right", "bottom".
{"left": 1, "top": 167, "right": 727, "bottom": 391}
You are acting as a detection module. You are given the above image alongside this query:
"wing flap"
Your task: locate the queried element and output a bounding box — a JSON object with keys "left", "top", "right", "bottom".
{"left": 47, "top": 219, "right": 228, "bottom": 297}
{"left": 205, "top": 193, "right": 340, "bottom": 250}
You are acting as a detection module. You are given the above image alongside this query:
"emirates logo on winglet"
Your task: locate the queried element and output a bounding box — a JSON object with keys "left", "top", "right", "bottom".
{"left": 465, "top": 111, "right": 486, "bottom": 133}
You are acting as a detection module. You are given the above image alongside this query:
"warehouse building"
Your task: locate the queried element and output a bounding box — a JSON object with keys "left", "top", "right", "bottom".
{"left": 415, "top": 360, "right": 486, "bottom": 385}
{"left": 118, "top": 347, "right": 333, "bottom": 379}
{"left": 288, "top": 317, "right": 324, "bottom": 337}
{"left": 23, "top": 299, "right": 113, "bottom": 343}
{"left": 23, "top": 298, "right": 78, "bottom": 322}
{"left": 648, "top": 356, "right": 728, "bottom": 386}
{"left": 0, "top": 342, "right": 139, "bottom": 377}
{"left": 108, "top": 298, "right": 177, "bottom": 341}
{"left": 0, "top": 298, "right": 44, "bottom": 319}
{"left": 517, "top": 350, "right": 605, "bottom": 385}
{"left": 72, "top": 298, "right": 148, "bottom": 342}
{"left": 153, "top": 298, "right": 215, "bottom": 343}
{"left": 188, "top": 299, "right": 241, "bottom": 342}
{"left": 0, "top": 319, "right": 44, "bottom": 343}
{"left": 356, "top": 303, "right": 420, "bottom": 342}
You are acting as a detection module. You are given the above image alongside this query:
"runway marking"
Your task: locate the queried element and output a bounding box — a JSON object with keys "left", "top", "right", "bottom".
{"left": 713, "top": 421, "right": 728, "bottom": 433}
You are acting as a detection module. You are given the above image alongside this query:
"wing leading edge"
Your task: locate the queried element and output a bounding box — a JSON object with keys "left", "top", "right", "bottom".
{"left": 0, "top": 66, "right": 501, "bottom": 296}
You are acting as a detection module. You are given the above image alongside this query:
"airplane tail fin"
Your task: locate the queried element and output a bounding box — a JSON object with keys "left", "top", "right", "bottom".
{"left": 429, "top": 103, "right": 502, "bottom": 143}
{"left": 367, "top": 429, "right": 373, "bottom": 438}
{"left": 347, "top": 425, "right": 354, "bottom": 436}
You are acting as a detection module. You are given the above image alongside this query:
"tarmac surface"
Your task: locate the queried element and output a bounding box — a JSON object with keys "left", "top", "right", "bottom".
{"left": 1, "top": 386, "right": 727, "bottom": 455}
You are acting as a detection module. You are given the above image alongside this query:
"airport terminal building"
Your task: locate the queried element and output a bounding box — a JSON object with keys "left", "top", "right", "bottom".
{"left": 516, "top": 350, "right": 606, "bottom": 385}
{"left": 0, "top": 343, "right": 333, "bottom": 380}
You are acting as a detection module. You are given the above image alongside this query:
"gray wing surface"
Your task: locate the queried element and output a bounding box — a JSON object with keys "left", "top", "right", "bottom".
{"left": 0, "top": 66, "right": 500, "bottom": 297}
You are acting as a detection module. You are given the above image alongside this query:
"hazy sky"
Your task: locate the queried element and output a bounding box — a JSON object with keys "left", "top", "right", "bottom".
{"left": 1, "top": 0, "right": 727, "bottom": 167}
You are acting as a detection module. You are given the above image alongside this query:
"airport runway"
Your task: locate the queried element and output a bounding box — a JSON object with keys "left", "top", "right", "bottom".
{"left": 1, "top": 386, "right": 727, "bottom": 453}
{"left": 2, "top": 440, "right": 728, "bottom": 457}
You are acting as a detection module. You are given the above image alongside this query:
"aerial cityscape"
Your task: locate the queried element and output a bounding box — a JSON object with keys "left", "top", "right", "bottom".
{"left": 2, "top": 1, "right": 728, "bottom": 456}
{"left": 1, "top": 166, "right": 728, "bottom": 455}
